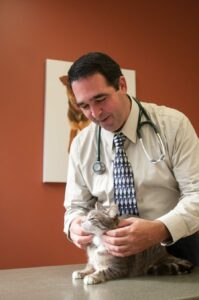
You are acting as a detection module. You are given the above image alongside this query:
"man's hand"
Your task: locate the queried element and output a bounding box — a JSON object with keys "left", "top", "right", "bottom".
{"left": 102, "top": 217, "right": 171, "bottom": 257}
{"left": 70, "top": 216, "right": 93, "bottom": 249}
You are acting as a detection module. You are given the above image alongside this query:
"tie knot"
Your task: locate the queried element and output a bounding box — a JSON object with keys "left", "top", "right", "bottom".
{"left": 113, "top": 133, "right": 126, "bottom": 149}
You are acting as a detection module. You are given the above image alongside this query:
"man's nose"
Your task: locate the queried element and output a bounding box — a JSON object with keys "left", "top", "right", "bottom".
{"left": 90, "top": 105, "right": 102, "bottom": 120}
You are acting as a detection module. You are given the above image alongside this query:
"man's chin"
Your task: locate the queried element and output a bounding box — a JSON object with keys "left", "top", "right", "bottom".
{"left": 99, "top": 123, "right": 117, "bottom": 132}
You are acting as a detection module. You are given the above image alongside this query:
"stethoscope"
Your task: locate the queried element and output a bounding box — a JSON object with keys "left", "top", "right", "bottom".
{"left": 92, "top": 96, "right": 166, "bottom": 175}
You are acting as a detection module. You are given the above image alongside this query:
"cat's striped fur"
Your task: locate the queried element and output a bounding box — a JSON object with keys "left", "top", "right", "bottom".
{"left": 72, "top": 205, "right": 193, "bottom": 285}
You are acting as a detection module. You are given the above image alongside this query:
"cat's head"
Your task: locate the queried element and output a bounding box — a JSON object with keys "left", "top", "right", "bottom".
{"left": 81, "top": 204, "right": 119, "bottom": 235}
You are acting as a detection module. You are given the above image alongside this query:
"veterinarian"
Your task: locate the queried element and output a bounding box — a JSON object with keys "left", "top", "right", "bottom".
{"left": 64, "top": 52, "right": 199, "bottom": 265}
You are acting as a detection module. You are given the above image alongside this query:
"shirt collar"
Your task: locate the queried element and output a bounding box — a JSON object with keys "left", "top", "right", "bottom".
{"left": 122, "top": 96, "right": 139, "bottom": 144}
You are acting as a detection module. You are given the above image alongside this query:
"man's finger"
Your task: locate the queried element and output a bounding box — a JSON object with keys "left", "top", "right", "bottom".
{"left": 117, "top": 217, "right": 138, "bottom": 227}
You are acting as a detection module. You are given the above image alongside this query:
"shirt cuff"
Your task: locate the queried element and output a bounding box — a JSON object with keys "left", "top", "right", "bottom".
{"left": 63, "top": 212, "right": 85, "bottom": 242}
{"left": 157, "top": 210, "right": 189, "bottom": 245}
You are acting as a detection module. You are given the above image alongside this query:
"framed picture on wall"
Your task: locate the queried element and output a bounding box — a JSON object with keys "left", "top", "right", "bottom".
{"left": 43, "top": 59, "right": 136, "bottom": 183}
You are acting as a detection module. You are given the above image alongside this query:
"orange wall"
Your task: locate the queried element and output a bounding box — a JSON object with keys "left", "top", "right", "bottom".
{"left": 0, "top": 0, "right": 198, "bottom": 269}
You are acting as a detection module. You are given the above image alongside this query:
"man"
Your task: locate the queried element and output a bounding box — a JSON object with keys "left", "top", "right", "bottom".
{"left": 64, "top": 52, "right": 199, "bottom": 264}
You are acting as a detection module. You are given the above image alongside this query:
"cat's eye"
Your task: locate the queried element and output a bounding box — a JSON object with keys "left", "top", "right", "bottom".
{"left": 89, "top": 216, "right": 96, "bottom": 221}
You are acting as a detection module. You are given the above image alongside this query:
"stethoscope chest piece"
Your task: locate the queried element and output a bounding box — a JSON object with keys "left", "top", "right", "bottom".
{"left": 93, "top": 161, "right": 106, "bottom": 175}
{"left": 93, "top": 125, "right": 106, "bottom": 175}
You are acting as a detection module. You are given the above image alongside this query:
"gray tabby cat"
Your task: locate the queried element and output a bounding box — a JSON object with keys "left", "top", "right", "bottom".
{"left": 72, "top": 204, "right": 193, "bottom": 285}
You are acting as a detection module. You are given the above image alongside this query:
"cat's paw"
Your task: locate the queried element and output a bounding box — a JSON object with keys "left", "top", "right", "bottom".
{"left": 84, "top": 274, "right": 103, "bottom": 285}
{"left": 72, "top": 270, "right": 85, "bottom": 279}
{"left": 172, "top": 259, "right": 193, "bottom": 275}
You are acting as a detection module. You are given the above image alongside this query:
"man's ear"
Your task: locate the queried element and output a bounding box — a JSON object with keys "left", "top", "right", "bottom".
{"left": 118, "top": 76, "right": 127, "bottom": 92}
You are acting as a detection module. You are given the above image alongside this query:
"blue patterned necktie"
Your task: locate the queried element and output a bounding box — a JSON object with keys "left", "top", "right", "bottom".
{"left": 113, "top": 133, "right": 139, "bottom": 216}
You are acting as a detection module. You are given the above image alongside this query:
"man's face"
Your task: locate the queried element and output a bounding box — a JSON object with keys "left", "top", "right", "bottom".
{"left": 71, "top": 73, "right": 131, "bottom": 132}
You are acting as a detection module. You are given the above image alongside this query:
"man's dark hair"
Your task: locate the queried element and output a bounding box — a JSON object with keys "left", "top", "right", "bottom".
{"left": 68, "top": 52, "right": 123, "bottom": 90}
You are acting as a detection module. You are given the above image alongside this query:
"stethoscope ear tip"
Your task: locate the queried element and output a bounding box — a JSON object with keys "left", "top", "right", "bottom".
{"left": 150, "top": 154, "right": 165, "bottom": 164}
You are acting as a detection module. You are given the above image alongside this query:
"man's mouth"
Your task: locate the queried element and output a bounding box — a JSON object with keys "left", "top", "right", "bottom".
{"left": 99, "top": 115, "right": 110, "bottom": 123}
{"left": 92, "top": 115, "right": 111, "bottom": 126}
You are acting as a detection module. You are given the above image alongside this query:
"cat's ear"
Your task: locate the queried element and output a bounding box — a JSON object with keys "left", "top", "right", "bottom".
{"left": 95, "top": 201, "right": 103, "bottom": 210}
{"left": 108, "top": 203, "right": 118, "bottom": 219}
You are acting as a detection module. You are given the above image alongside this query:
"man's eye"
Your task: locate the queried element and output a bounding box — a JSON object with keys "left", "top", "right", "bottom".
{"left": 96, "top": 96, "right": 107, "bottom": 102}
{"left": 80, "top": 104, "right": 89, "bottom": 110}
